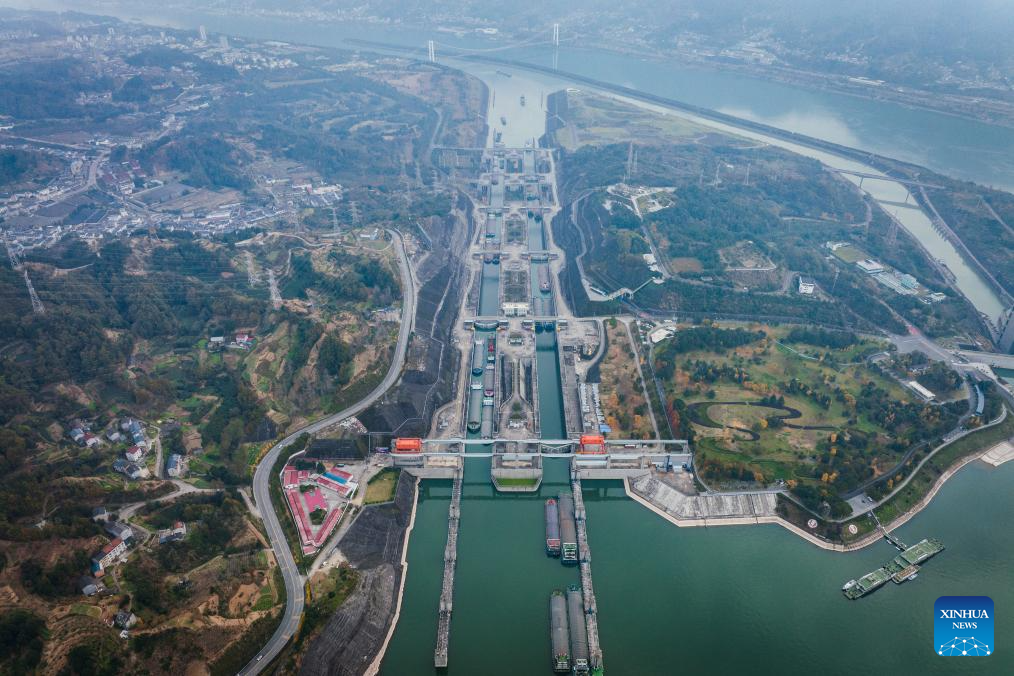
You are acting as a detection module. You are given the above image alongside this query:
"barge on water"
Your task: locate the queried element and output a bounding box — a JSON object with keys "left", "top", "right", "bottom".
{"left": 566, "top": 585, "right": 589, "bottom": 674}
{"left": 471, "top": 339, "right": 486, "bottom": 376}
{"left": 558, "top": 494, "right": 578, "bottom": 565}
{"left": 550, "top": 590, "right": 571, "bottom": 672}
{"left": 843, "top": 538, "right": 944, "bottom": 600}
{"left": 545, "top": 498, "right": 561, "bottom": 556}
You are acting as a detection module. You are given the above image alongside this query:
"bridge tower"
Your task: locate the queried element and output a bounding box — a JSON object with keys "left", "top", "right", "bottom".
{"left": 427, "top": 40, "right": 436, "bottom": 63}
{"left": 553, "top": 23, "right": 560, "bottom": 47}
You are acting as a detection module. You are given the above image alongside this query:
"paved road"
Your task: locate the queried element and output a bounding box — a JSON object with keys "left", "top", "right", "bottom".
{"left": 240, "top": 229, "right": 416, "bottom": 675}
{"left": 118, "top": 479, "right": 215, "bottom": 522}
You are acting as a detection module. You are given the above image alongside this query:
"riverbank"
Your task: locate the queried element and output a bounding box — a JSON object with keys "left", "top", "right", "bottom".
{"left": 625, "top": 410, "right": 1013, "bottom": 553}
{"left": 581, "top": 39, "right": 1014, "bottom": 131}
{"left": 300, "top": 472, "right": 416, "bottom": 676}
{"left": 364, "top": 476, "right": 419, "bottom": 676}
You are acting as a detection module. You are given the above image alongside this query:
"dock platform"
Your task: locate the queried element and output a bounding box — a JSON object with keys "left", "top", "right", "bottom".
{"left": 434, "top": 467, "right": 463, "bottom": 667}
{"left": 571, "top": 470, "right": 604, "bottom": 672}
{"left": 843, "top": 537, "right": 944, "bottom": 599}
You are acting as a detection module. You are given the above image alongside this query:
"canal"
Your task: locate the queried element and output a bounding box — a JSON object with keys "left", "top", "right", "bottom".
{"left": 384, "top": 459, "right": 1014, "bottom": 675}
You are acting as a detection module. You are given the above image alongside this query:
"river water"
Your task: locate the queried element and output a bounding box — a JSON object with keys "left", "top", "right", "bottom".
{"left": 27, "top": 0, "right": 1008, "bottom": 321}
{"left": 383, "top": 459, "right": 1014, "bottom": 675}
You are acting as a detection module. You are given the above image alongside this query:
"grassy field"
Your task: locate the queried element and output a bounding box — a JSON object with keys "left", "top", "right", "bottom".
{"left": 364, "top": 468, "right": 400, "bottom": 504}
{"left": 497, "top": 477, "right": 540, "bottom": 487}
{"left": 555, "top": 91, "right": 712, "bottom": 149}
{"left": 662, "top": 324, "right": 921, "bottom": 488}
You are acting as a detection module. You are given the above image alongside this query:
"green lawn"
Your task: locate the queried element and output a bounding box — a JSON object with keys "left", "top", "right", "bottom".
{"left": 364, "top": 468, "right": 400, "bottom": 504}
{"left": 497, "top": 477, "right": 540, "bottom": 487}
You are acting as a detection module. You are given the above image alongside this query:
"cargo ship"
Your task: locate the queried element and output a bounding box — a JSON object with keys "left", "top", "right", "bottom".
{"left": 471, "top": 339, "right": 486, "bottom": 376}
{"left": 559, "top": 494, "right": 578, "bottom": 565}
{"left": 467, "top": 387, "right": 483, "bottom": 433}
{"left": 480, "top": 403, "right": 494, "bottom": 438}
{"left": 538, "top": 265, "right": 551, "bottom": 292}
{"left": 566, "top": 585, "right": 589, "bottom": 674}
{"left": 550, "top": 590, "right": 571, "bottom": 672}
{"left": 486, "top": 336, "right": 496, "bottom": 363}
{"left": 520, "top": 95, "right": 526, "bottom": 106}
{"left": 483, "top": 366, "right": 496, "bottom": 397}
{"left": 843, "top": 538, "right": 944, "bottom": 599}
{"left": 545, "top": 498, "right": 561, "bottom": 556}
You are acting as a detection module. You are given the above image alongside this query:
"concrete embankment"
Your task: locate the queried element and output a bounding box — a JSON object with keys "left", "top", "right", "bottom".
{"left": 626, "top": 432, "right": 1014, "bottom": 552}
{"left": 301, "top": 472, "right": 416, "bottom": 676}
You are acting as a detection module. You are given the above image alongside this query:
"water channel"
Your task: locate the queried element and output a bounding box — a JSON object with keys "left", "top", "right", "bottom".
{"left": 384, "top": 458, "right": 1014, "bottom": 675}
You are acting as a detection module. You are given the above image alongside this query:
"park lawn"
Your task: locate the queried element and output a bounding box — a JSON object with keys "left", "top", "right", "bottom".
{"left": 364, "top": 468, "right": 400, "bottom": 504}
{"left": 695, "top": 438, "right": 799, "bottom": 481}
{"left": 497, "top": 477, "right": 540, "bottom": 487}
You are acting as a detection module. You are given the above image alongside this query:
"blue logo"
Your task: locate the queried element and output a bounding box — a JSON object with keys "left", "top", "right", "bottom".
{"left": 935, "top": 596, "right": 993, "bottom": 656}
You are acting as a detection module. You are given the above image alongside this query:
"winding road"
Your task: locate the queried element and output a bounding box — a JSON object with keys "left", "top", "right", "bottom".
{"left": 239, "top": 229, "right": 415, "bottom": 675}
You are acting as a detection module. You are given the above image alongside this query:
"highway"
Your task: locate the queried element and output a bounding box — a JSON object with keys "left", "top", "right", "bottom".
{"left": 240, "top": 229, "right": 416, "bottom": 675}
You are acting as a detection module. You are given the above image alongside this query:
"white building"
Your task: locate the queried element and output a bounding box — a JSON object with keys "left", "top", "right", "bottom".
{"left": 856, "top": 259, "right": 885, "bottom": 274}
{"left": 907, "top": 380, "right": 936, "bottom": 401}
{"left": 797, "top": 276, "right": 816, "bottom": 295}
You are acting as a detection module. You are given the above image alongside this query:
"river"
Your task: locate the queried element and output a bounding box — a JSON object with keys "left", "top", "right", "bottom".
{"left": 19, "top": 1, "right": 1010, "bottom": 322}
{"left": 25, "top": 2, "right": 1014, "bottom": 191}
{"left": 383, "top": 458, "right": 1014, "bottom": 675}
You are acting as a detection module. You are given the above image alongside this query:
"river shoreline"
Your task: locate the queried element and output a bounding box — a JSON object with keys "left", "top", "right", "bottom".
{"left": 365, "top": 476, "right": 420, "bottom": 676}
{"left": 622, "top": 433, "right": 1009, "bottom": 554}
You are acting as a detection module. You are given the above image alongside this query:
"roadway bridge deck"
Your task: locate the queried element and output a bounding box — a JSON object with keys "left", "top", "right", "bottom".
{"left": 434, "top": 467, "right": 463, "bottom": 668}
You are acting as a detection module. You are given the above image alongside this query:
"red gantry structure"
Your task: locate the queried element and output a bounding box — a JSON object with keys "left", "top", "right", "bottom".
{"left": 577, "top": 434, "right": 606, "bottom": 454}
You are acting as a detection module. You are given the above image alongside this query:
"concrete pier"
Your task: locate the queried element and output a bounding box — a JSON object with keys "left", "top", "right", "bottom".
{"left": 571, "top": 470, "right": 604, "bottom": 672}
{"left": 434, "top": 467, "right": 463, "bottom": 668}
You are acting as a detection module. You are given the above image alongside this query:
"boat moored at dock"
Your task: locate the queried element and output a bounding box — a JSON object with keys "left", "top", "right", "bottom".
{"left": 566, "top": 585, "right": 590, "bottom": 674}
{"left": 545, "top": 498, "right": 561, "bottom": 556}
{"left": 559, "top": 494, "right": 578, "bottom": 565}
{"left": 843, "top": 538, "right": 944, "bottom": 599}
{"left": 550, "top": 590, "right": 571, "bottom": 672}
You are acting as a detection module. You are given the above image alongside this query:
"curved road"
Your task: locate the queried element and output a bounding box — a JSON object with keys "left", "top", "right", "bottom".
{"left": 240, "top": 229, "right": 416, "bottom": 675}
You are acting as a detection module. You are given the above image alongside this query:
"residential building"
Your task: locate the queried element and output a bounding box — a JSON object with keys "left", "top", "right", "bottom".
{"left": 158, "top": 521, "right": 187, "bottom": 544}
{"left": 125, "top": 445, "right": 145, "bottom": 462}
{"left": 79, "top": 576, "right": 105, "bottom": 596}
{"left": 114, "top": 611, "right": 138, "bottom": 629}
{"left": 166, "top": 453, "right": 183, "bottom": 477}
{"left": 104, "top": 521, "right": 134, "bottom": 542}
{"left": 91, "top": 537, "right": 128, "bottom": 573}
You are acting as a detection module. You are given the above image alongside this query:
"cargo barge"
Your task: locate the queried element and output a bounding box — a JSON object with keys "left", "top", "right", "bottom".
{"left": 483, "top": 366, "right": 496, "bottom": 397}
{"left": 486, "top": 336, "right": 496, "bottom": 363}
{"left": 550, "top": 590, "right": 571, "bottom": 672}
{"left": 545, "top": 498, "right": 561, "bottom": 556}
{"left": 566, "top": 585, "right": 589, "bottom": 674}
{"left": 559, "top": 494, "right": 578, "bottom": 565}
{"left": 471, "top": 339, "right": 486, "bottom": 376}
{"left": 843, "top": 538, "right": 944, "bottom": 600}
{"left": 480, "top": 403, "right": 494, "bottom": 438}
{"left": 466, "top": 387, "right": 484, "bottom": 434}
